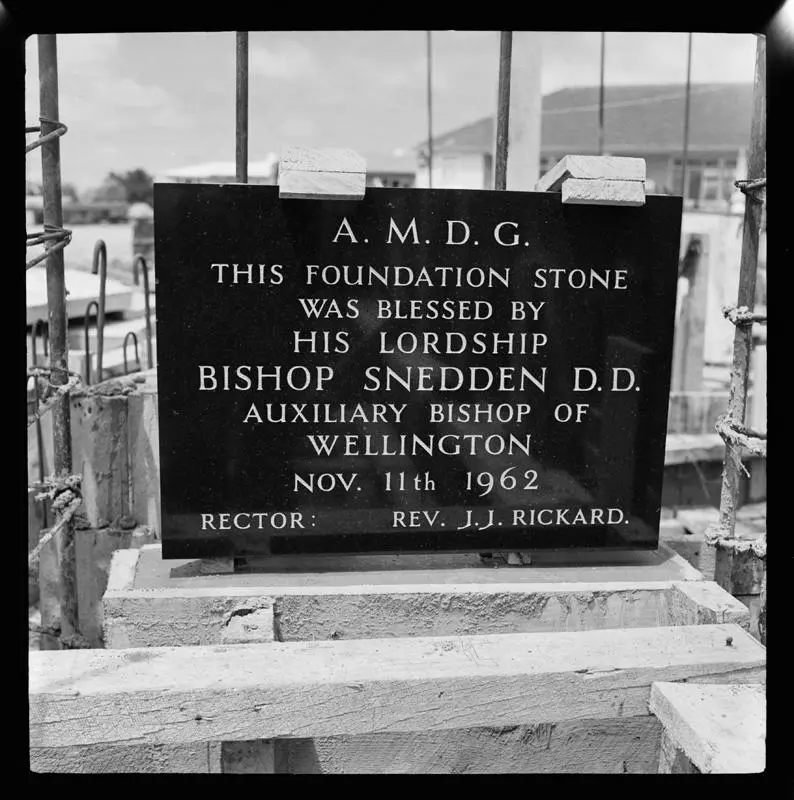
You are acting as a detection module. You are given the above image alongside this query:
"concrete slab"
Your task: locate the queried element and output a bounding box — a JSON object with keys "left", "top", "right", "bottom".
{"left": 650, "top": 682, "right": 765, "bottom": 773}
{"left": 132, "top": 541, "right": 701, "bottom": 591}
{"left": 26, "top": 267, "right": 134, "bottom": 327}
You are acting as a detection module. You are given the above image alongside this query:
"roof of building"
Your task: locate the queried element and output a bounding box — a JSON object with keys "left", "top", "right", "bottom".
{"left": 362, "top": 148, "right": 417, "bottom": 175}
{"left": 156, "top": 156, "right": 279, "bottom": 182}
{"left": 420, "top": 83, "right": 755, "bottom": 156}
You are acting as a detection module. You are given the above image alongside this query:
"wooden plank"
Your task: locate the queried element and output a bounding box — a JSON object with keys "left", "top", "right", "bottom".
{"left": 535, "top": 155, "right": 646, "bottom": 193}
{"left": 30, "top": 623, "right": 764, "bottom": 747}
{"left": 280, "top": 146, "right": 366, "bottom": 173}
{"left": 279, "top": 170, "right": 365, "bottom": 201}
{"left": 279, "top": 146, "right": 366, "bottom": 200}
{"left": 104, "top": 580, "right": 678, "bottom": 649}
{"left": 649, "top": 682, "right": 765, "bottom": 773}
{"left": 669, "top": 581, "right": 751, "bottom": 630}
{"left": 282, "top": 717, "right": 663, "bottom": 774}
{"left": 561, "top": 178, "right": 645, "bottom": 207}
{"left": 31, "top": 742, "right": 221, "bottom": 774}
{"left": 220, "top": 741, "right": 275, "bottom": 774}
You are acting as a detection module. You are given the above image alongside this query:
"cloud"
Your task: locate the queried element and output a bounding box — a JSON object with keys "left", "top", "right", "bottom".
{"left": 25, "top": 33, "right": 188, "bottom": 188}
{"left": 249, "top": 40, "right": 316, "bottom": 80}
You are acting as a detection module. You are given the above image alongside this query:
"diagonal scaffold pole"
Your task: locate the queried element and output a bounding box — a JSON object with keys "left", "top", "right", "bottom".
{"left": 712, "top": 34, "right": 766, "bottom": 544}
{"left": 38, "top": 33, "right": 80, "bottom": 644}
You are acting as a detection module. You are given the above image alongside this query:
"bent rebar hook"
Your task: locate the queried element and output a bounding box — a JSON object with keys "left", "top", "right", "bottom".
{"left": 30, "top": 318, "right": 49, "bottom": 527}
{"left": 92, "top": 239, "right": 108, "bottom": 383}
{"left": 123, "top": 331, "right": 140, "bottom": 376}
{"left": 133, "top": 253, "right": 154, "bottom": 369}
{"left": 84, "top": 300, "right": 99, "bottom": 384}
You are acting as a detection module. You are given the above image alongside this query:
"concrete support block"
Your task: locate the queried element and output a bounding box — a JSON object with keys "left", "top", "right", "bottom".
{"left": 38, "top": 524, "right": 156, "bottom": 649}
{"left": 70, "top": 392, "right": 130, "bottom": 528}
{"left": 278, "top": 146, "right": 366, "bottom": 200}
{"left": 127, "top": 375, "right": 161, "bottom": 533}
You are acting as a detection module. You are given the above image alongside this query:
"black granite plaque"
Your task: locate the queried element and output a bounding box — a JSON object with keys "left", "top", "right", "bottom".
{"left": 154, "top": 183, "right": 682, "bottom": 559}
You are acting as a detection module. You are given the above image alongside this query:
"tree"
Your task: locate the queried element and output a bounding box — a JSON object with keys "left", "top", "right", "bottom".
{"left": 86, "top": 175, "right": 127, "bottom": 204}
{"left": 62, "top": 183, "right": 80, "bottom": 204}
{"left": 110, "top": 168, "right": 154, "bottom": 205}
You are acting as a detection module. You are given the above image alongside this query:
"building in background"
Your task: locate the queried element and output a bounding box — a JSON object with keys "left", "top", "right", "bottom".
{"left": 415, "top": 82, "right": 753, "bottom": 213}
{"left": 156, "top": 149, "right": 416, "bottom": 189}
{"left": 26, "top": 177, "right": 129, "bottom": 226}
{"left": 155, "top": 156, "right": 280, "bottom": 185}
{"left": 363, "top": 148, "right": 416, "bottom": 188}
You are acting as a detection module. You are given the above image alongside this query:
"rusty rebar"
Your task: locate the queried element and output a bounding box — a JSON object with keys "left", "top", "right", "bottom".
{"left": 716, "top": 34, "right": 766, "bottom": 540}
{"left": 236, "top": 32, "right": 248, "bottom": 184}
{"left": 494, "top": 31, "right": 513, "bottom": 191}
{"left": 83, "top": 300, "right": 98, "bottom": 384}
{"left": 91, "top": 239, "right": 107, "bottom": 383}
{"left": 25, "top": 117, "right": 67, "bottom": 153}
{"left": 30, "top": 319, "right": 49, "bottom": 528}
{"left": 123, "top": 331, "right": 140, "bottom": 375}
{"left": 38, "top": 33, "right": 78, "bottom": 642}
{"left": 133, "top": 253, "right": 154, "bottom": 369}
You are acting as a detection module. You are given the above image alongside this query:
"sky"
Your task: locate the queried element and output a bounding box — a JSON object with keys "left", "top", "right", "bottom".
{"left": 24, "top": 30, "right": 760, "bottom": 191}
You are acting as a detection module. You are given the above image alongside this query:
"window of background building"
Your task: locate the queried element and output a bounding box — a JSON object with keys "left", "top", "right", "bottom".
{"left": 671, "top": 158, "right": 737, "bottom": 207}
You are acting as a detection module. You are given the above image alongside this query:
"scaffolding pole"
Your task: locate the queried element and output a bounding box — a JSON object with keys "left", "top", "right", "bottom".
{"left": 494, "top": 31, "right": 513, "bottom": 191}
{"left": 236, "top": 32, "right": 249, "bottom": 184}
{"left": 38, "top": 33, "right": 78, "bottom": 641}
{"left": 716, "top": 34, "right": 766, "bottom": 540}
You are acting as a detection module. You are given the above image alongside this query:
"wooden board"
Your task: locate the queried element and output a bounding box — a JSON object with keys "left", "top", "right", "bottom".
{"left": 278, "top": 146, "right": 366, "bottom": 200}
{"left": 30, "top": 623, "right": 764, "bottom": 748}
{"left": 30, "top": 742, "right": 222, "bottom": 774}
{"left": 26, "top": 267, "right": 134, "bottom": 327}
{"left": 280, "top": 717, "right": 663, "bottom": 774}
{"left": 535, "top": 155, "right": 646, "bottom": 193}
{"left": 649, "top": 682, "right": 765, "bottom": 773}
{"left": 561, "top": 178, "right": 645, "bottom": 207}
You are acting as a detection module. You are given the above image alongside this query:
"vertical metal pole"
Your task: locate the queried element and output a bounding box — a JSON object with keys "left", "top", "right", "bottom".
{"left": 236, "top": 31, "right": 249, "bottom": 184}
{"left": 38, "top": 33, "right": 78, "bottom": 640}
{"left": 717, "top": 34, "right": 765, "bottom": 539}
{"left": 598, "top": 32, "right": 606, "bottom": 156}
{"left": 426, "top": 31, "right": 433, "bottom": 189}
{"left": 681, "top": 33, "right": 693, "bottom": 199}
{"left": 494, "top": 31, "right": 513, "bottom": 191}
